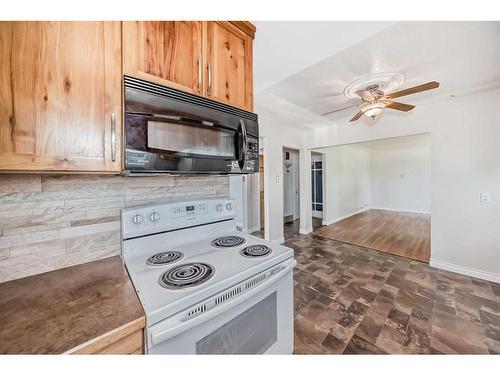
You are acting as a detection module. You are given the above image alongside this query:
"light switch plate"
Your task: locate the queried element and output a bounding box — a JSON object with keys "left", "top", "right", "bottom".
{"left": 480, "top": 192, "right": 491, "bottom": 203}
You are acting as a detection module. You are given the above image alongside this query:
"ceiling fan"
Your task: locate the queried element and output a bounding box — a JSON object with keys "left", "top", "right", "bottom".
{"left": 322, "top": 81, "right": 440, "bottom": 122}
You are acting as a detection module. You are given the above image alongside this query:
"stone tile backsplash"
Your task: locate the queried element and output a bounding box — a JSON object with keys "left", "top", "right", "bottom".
{"left": 0, "top": 174, "right": 229, "bottom": 282}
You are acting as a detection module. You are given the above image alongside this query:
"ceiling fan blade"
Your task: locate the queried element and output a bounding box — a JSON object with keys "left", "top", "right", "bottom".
{"left": 386, "top": 81, "right": 440, "bottom": 99}
{"left": 355, "top": 90, "right": 375, "bottom": 101}
{"left": 321, "top": 103, "right": 360, "bottom": 116}
{"left": 349, "top": 111, "right": 364, "bottom": 122}
{"left": 383, "top": 101, "right": 415, "bottom": 112}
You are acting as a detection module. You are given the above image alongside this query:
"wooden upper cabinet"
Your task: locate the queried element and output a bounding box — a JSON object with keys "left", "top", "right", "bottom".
{"left": 203, "top": 22, "right": 254, "bottom": 111}
{"left": 0, "top": 21, "right": 122, "bottom": 172}
{"left": 0, "top": 21, "right": 254, "bottom": 173}
{"left": 123, "top": 21, "right": 203, "bottom": 95}
{"left": 123, "top": 21, "right": 254, "bottom": 111}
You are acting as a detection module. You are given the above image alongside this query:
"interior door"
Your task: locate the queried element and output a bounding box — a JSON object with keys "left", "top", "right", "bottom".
{"left": 0, "top": 21, "right": 122, "bottom": 172}
{"left": 203, "top": 22, "right": 253, "bottom": 111}
{"left": 123, "top": 21, "right": 203, "bottom": 95}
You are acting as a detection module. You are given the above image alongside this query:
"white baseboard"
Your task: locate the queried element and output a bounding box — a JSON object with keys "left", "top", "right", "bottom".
{"left": 369, "top": 206, "right": 431, "bottom": 215}
{"left": 299, "top": 227, "right": 313, "bottom": 235}
{"left": 322, "top": 208, "right": 368, "bottom": 226}
{"left": 430, "top": 259, "right": 500, "bottom": 284}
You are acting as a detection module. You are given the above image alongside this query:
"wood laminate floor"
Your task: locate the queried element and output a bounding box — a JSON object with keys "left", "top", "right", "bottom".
{"left": 312, "top": 209, "right": 431, "bottom": 262}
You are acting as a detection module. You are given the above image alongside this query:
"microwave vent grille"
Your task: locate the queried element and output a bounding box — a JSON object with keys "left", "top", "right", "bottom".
{"left": 124, "top": 75, "right": 258, "bottom": 122}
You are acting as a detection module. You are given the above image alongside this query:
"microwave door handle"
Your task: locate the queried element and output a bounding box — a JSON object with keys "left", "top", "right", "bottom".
{"left": 238, "top": 119, "right": 247, "bottom": 169}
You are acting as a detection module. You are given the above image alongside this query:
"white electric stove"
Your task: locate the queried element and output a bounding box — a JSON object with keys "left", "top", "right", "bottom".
{"left": 122, "top": 198, "right": 295, "bottom": 354}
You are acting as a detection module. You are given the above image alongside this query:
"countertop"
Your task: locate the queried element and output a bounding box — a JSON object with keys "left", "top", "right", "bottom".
{"left": 0, "top": 256, "right": 145, "bottom": 354}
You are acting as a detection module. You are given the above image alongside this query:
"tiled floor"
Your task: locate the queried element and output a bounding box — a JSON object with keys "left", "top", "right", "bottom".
{"left": 284, "top": 222, "right": 500, "bottom": 354}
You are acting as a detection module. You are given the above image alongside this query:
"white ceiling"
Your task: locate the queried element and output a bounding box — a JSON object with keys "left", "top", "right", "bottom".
{"left": 255, "top": 21, "right": 500, "bottom": 128}
{"left": 253, "top": 21, "right": 395, "bottom": 92}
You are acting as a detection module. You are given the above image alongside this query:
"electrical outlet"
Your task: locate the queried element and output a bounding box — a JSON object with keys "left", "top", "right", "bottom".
{"left": 275, "top": 175, "right": 280, "bottom": 183}
{"left": 479, "top": 193, "right": 491, "bottom": 203}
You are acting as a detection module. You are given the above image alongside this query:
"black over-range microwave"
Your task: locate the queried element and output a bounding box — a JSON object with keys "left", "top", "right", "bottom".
{"left": 124, "top": 76, "right": 259, "bottom": 175}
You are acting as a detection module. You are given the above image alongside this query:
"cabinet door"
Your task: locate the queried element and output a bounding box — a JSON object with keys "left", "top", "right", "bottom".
{"left": 0, "top": 21, "right": 122, "bottom": 172}
{"left": 204, "top": 22, "right": 253, "bottom": 111}
{"left": 123, "top": 21, "right": 203, "bottom": 95}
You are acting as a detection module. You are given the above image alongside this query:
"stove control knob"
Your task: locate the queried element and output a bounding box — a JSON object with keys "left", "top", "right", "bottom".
{"left": 132, "top": 214, "right": 144, "bottom": 225}
{"left": 225, "top": 203, "right": 233, "bottom": 211}
{"left": 216, "top": 204, "right": 224, "bottom": 212}
{"left": 149, "top": 212, "right": 160, "bottom": 222}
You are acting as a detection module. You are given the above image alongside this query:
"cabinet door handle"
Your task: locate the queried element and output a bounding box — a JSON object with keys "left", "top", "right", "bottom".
{"left": 111, "top": 113, "right": 117, "bottom": 163}
{"left": 197, "top": 57, "right": 202, "bottom": 91}
{"left": 207, "top": 62, "right": 212, "bottom": 93}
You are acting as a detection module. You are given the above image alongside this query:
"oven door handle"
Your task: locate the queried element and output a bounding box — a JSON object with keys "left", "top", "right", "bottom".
{"left": 149, "top": 258, "right": 296, "bottom": 346}
{"left": 237, "top": 119, "right": 247, "bottom": 169}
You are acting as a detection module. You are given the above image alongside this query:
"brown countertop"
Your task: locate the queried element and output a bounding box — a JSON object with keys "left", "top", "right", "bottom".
{"left": 0, "top": 256, "right": 145, "bottom": 354}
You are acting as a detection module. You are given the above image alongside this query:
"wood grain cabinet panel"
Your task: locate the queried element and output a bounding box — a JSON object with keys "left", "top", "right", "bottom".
{"left": 203, "top": 22, "right": 254, "bottom": 111}
{"left": 0, "top": 21, "right": 122, "bottom": 172}
{"left": 66, "top": 317, "right": 145, "bottom": 355}
{"left": 123, "top": 21, "right": 203, "bottom": 94}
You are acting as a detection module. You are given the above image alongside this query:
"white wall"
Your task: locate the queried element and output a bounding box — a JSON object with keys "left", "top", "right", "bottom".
{"left": 230, "top": 174, "right": 260, "bottom": 233}
{"left": 370, "top": 143, "right": 431, "bottom": 213}
{"left": 229, "top": 176, "right": 245, "bottom": 230}
{"left": 251, "top": 109, "right": 307, "bottom": 242}
{"left": 321, "top": 145, "right": 371, "bottom": 225}
{"left": 244, "top": 173, "right": 261, "bottom": 233}
{"left": 307, "top": 89, "right": 500, "bottom": 282}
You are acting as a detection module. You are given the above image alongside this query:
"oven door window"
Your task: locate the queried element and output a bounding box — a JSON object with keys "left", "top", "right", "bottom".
{"left": 195, "top": 292, "right": 277, "bottom": 354}
{"left": 147, "top": 121, "right": 236, "bottom": 159}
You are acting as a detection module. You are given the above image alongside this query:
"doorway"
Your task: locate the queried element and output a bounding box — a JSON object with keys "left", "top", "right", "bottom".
{"left": 311, "top": 133, "right": 431, "bottom": 262}
{"left": 311, "top": 152, "right": 323, "bottom": 219}
{"left": 310, "top": 152, "right": 325, "bottom": 232}
{"left": 282, "top": 148, "right": 300, "bottom": 237}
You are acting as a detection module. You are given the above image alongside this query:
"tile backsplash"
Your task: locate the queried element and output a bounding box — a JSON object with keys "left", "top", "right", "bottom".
{"left": 0, "top": 174, "right": 229, "bottom": 282}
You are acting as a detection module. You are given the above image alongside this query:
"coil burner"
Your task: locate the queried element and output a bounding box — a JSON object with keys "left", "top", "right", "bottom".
{"left": 211, "top": 236, "right": 246, "bottom": 248}
{"left": 146, "top": 251, "right": 184, "bottom": 266}
{"left": 159, "top": 263, "right": 215, "bottom": 289}
{"left": 240, "top": 245, "right": 272, "bottom": 258}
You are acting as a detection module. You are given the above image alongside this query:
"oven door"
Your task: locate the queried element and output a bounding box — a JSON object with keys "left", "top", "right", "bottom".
{"left": 147, "top": 259, "right": 295, "bottom": 354}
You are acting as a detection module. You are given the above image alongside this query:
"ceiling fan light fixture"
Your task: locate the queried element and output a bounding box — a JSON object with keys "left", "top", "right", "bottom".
{"left": 343, "top": 72, "right": 406, "bottom": 99}
{"left": 361, "top": 101, "right": 385, "bottom": 118}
